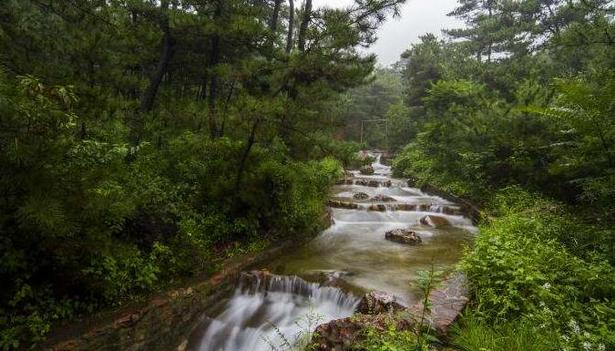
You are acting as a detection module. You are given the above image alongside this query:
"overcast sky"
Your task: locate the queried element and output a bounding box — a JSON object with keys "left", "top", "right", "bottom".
{"left": 312, "top": 0, "right": 463, "bottom": 66}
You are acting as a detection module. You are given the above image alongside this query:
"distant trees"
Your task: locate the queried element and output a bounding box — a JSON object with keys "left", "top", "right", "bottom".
{"left": 391, "top": 0, "right": 615, "bottom": 207}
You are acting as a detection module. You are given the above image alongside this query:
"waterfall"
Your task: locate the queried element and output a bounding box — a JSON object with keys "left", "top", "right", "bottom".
{"left": 189, "top": 273, "right": 359, "bottom": 351}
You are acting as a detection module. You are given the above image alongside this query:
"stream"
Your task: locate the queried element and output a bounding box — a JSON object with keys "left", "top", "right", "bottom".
{"left": 187, "top": 152, "right": 477, "bottom": 351}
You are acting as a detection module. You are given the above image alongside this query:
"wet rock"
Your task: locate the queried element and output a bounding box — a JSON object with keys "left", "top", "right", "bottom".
{"left": 385, "top": 229, "right": 422, "bottom": 245}
{"left": 440, "top": 206, "right": 461, "bottom": 216}
{"left": 326, "top": 208, "right": 335, "bottom": 226}
{"left": 355, "top": 179, "right": 369, "bottom": 186}
{"left": 239, "top": 270, "right": 273, "bottom": 293}
{"left": 419, "top": 215, "right": 451, "bottom": 228}
{"left": 368, "top": 204, "right": 387, "bottom": 212}
{"left": 319, "top": 271, "right": 348, "bottom": 286}
{"left": 357, "top": 291, "right": 406, "bottom": 315}
{"left": 328, "top": 200, "right": 359, "bottom": 209}
{"left": 312, "top": 316, "right": 365, "bottom": 350}
{"left": 396, "top": 204, "right": 417, "bottom": 211}
{"left": 360, "top": 165, "right": 375, "bottom": 175}
{"left": 353, "top": 192, "right": 370, "bottom": 200}
{"left": 367, "top": 180, "right": 380, "bottom": 187}
{"left": 311, "top": 314, "right": 414, "bottom": 351}
{"left": 371, "top": 194, "right": 396, "bottom": 202}
{"left": 335, "top": 175, "right": 355, "bottom": 186}
{"left": 410, "top": 272, "right": 469, "bottom": 336}
{"left": 311, "top": 274, "right": 470, "bottom": 349}
{"left": 317, "top": 271, "right": 357, "bottom": 292}
{"left": 177, "top": 339, "right": 188, "bottom": 351}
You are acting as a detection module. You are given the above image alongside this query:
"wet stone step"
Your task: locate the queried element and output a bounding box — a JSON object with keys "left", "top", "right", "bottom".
{"left": 327, "top": 200, "right": 359, "bottom": 209}
{"left": 328, "top": 200, "right": 462, "bottom": 215}
{"left": 335, "top": 178, "right": 393, "bottom": 187}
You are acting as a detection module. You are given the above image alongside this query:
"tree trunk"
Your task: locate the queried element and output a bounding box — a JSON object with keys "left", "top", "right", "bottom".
{"left": 235, "top": 118, "right": 261, "bottom": 191}
{"left": 271, "top": 0, "right": 283, "bottom": 32}
{"left": 139, "top": 0, "right": 174, "bottom": 113}
{"left": 297, "top": 0, "right": 312, "bottom": 52}
{"left": 220, "top": 80, "right": 236, "bottom": 137}
{"left": 267, "top": 0, "right": 283, "bottom": 55}
{"left": 486, "top": 3, "right": 493, "bottom": 63}
{"left": 208, "top": 0, "right": 223, "bottom": 138}
{"left": 286, "top": 0, "right": 295, "bottom": 53}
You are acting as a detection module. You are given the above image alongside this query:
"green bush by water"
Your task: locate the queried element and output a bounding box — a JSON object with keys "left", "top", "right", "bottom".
{"left": 455, "top": 188, "right": 615, "bottom": 351}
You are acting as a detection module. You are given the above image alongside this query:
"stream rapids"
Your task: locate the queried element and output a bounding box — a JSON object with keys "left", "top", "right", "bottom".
{"left": 187, "top": 152, "right": 477, "bottom": 351}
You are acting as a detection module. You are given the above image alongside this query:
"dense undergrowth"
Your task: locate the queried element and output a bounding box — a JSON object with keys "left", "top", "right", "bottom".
{"left": 454, "top": 188, "right": 615, "bottom": 351}
{"left": 0, "top": 73, "right": 345, "bottom": 348}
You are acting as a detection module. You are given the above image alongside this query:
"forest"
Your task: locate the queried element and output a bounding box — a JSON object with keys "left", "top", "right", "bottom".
{"left": 0, "top": 0, "right": 614, "bottom": 350}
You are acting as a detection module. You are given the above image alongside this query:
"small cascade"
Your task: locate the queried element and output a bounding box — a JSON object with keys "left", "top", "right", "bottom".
{"left": 188, "top": 150, "right": 477, "bottom": 350}
{"left": 189, "top": 273, "right": 358, "bottom": 351}
{"left": 429, "top": 204, "right": 443, "bottom": 213}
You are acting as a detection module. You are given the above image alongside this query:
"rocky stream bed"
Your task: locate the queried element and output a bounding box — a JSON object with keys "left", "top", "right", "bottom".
{"left": 186, "top": 152, "right": 476, "bottom": 351}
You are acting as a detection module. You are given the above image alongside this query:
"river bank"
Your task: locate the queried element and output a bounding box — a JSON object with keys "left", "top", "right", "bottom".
{"left": 42, "top": 217, "right": 331, "bottom": 351}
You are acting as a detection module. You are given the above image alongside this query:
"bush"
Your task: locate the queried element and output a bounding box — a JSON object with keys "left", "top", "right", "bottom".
{"left": 461, "top": 188, "right": 615, "bottom": 350}
{"left": 451, "top": 313, "right": 559, "bottom": 351}
{"left": 358, "top": 323, "right": 422, "bottom": 351}
{"left": 0, "top": 76, "right": 341, "bottom": 349}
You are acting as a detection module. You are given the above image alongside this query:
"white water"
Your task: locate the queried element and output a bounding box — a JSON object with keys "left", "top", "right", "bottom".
{"left": 189, "top": 274, "right": 359, "bottom": 351}
{"left": 188, "top": 151, "right": 476, "bottom": 351}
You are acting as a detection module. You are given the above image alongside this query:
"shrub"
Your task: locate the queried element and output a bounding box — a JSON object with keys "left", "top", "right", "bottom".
{"left": 461, "top": 188, "right": 615, "bottom": 350}
{"left": 451, "top": 313, "right": 559, "bottom": 351}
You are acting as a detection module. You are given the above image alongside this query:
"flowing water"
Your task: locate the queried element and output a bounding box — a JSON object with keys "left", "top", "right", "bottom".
{"left": 187, "top": 152, "right": 477, "bottom": 351}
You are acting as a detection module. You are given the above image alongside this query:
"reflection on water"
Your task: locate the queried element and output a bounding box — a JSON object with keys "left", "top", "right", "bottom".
{"left": 188, "top": 152, "right": 476, "bottom": 351}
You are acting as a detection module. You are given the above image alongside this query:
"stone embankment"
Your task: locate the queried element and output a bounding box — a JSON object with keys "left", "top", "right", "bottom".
{"left": 311, "top": 273, "right": 469, "bottom": 350}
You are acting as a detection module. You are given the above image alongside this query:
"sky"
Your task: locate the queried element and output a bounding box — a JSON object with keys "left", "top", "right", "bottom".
{"left": 312, "top": 0, "right": 463, "bottom": 66}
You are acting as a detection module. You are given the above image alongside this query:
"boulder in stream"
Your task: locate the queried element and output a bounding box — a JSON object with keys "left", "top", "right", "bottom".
{"left": 365, "top": 180, "right": 392, "bottom": 188}
{"left": 385, "top": 229, "right": 422, "bottom": 245}
{"left": 419, "top": 215, "right": 451, "bottom": 228}
{"left": 353, "top": 192, "right": 370, "bottom": 200}
{"left": 396, "top": 204, "right": 417, "bottom": 211}
{"left": 312, "top": 274, "right": 470, "bottom": 350}
{"left": 368, "top": 204, "right": 387, "bottom": 212}
{"left": 355, "top": 179, "right": 369, "bottom": 186}
{"left": 409, "top": 272, "right": 469, "bottom": 336}
{"left": 360, "top": 165, "right": 375, "bottom": 175}
{"left": 357, "top": 291, "right": 406, "bottom": 315}
{"left": 328, "top": 200, "right": 359, "bottom": 209}
{"left": 367, "top": 180, "right": 381, "bottom": 188}
{"left": 311, "top": 314, "right": 414, "bottom": 351}
{"left": 371, "top": 194, "right": 396, "bottom": 202}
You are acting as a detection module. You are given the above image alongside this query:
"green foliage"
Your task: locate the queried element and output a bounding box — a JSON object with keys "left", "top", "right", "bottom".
{"left": 387, "top": 2, "right": 615, "bottom": 351}
{"left": 460, "top": 188, "right": 615, "bottom": 350}
{"left": 0, "top": 76, "right": 344, "bottom": 348}
{"left": 359, "top": 323, "right": 423, "bottom": 351}
{"left": 451, "top": 313, "right": 560, "bottom": 351}
{"left": 0, "top": 0, "right": 407, "bottom": 346}
{"left": 339, "top": 68, "right": 403, "bottom": 148}
{"left": 538, "top": 70, "right": 615, "bottom": 209}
